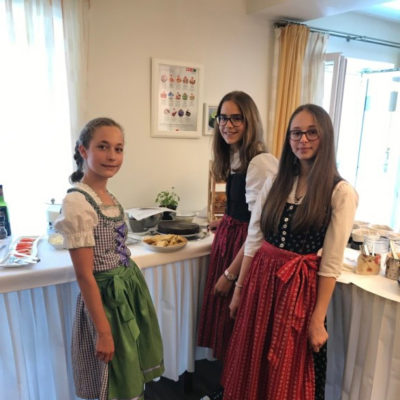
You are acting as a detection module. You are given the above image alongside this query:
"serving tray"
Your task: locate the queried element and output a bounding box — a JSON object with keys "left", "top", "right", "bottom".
{"left": 0, "top": 236, "right": 41, "bottom": 268}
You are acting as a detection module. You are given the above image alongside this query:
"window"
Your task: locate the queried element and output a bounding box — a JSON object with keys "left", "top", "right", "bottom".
{"left": 0, "top": 1, "right": 72, "bottom": 236}
{"left": 324, "top": 55, "right": 400, "bottom": 230}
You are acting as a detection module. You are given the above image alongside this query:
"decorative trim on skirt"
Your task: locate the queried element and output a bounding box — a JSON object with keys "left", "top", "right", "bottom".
{"left": 222, "top": 241, "right": 320, "bottom": 400}
{"left": 197, "top": 214, "right": 249, "bottom": 360}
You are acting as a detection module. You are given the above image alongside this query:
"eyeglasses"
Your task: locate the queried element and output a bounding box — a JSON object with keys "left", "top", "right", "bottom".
{"left": 216, "top": 114, "right": 245, "bottom": 127}
{"left": 289, "top": 128, "right": 319, "bottom": 142}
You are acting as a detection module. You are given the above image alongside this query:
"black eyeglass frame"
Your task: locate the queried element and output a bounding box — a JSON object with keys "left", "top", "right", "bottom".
{"left": 289, "top": 128, "right": 320, "bottom": 142}
{"left": 216, "top": 114, "right": 245, "bottom": 127}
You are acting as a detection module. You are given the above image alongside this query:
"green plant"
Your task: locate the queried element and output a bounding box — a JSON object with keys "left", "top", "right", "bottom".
{"left": 155, "top": 187, "right": 180, "bottom": 209}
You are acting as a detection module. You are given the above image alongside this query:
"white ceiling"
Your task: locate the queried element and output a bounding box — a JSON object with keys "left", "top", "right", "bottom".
{"left": 358, "top": 1, "right": 400, "bottom": 22}
{"left": 246, "top": 0, "right": 400, "bottom": 23}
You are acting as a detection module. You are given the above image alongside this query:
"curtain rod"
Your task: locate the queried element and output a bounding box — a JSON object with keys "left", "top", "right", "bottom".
{"left": 275, "top": 19, "right": 400, "bottom": 50}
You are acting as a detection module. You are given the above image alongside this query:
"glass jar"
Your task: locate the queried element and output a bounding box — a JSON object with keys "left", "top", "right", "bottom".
{"left": 363, "top": 235, "right": 389, "bottom": 270}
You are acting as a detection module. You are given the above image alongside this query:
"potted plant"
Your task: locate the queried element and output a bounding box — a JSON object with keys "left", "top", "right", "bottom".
{"left": 155, "top": 187, "right": 180, "bottom": 220}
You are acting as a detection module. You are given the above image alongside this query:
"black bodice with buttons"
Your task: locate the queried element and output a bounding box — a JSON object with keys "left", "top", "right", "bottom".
{"left": 225, "top": 172, "right": 251, "bottom": 222}
{"left": 265, "top": 203, "right": 328, "bottom": 255}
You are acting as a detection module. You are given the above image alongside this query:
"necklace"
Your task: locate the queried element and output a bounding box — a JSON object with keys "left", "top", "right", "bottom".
{"left": 294, "top": 194, "right": 303, "bottom": 204}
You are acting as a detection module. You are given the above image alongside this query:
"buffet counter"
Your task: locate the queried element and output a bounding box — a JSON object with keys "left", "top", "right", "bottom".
{"left": 0, "top": 236, "right": 214, "bottom": 400}
{"left": 0, "top": 240, "right": 399, "bottom": 399}
{"left": 326, "top": 248, "right": 400, "bottom": 400}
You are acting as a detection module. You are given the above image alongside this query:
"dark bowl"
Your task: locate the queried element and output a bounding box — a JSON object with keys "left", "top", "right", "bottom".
{"left": 128, "top": 214, "right": 162, "bottom": 233}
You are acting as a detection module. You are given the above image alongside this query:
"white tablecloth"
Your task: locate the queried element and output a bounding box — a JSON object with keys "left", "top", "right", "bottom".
{"left": 0, "top": 236, "right": 214, "bottom": 399}
{"left": 1, "top": 242, "right": 400, "bottom": 399}
{"left": 325, "top": 248, "right": 400, "bottom": 399}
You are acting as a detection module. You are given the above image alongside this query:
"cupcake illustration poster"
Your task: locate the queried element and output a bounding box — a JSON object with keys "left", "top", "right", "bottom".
{"left": 151, "top": 58, "right": 203, "bottom": 138}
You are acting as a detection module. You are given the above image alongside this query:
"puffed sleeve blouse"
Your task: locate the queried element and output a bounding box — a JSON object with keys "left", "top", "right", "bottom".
{"left": 244, "top": 177, "right": 358, "bottom": 278}
{"left": 54, "top": 183, "right": 121, "bottom": 249}
{"left": 230, "top": 151, "right": 279, "bottom": 212}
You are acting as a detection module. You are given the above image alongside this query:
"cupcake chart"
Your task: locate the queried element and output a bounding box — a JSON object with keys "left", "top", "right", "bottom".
{"left": 157, "top": 63, "right": 199, "bottom": 132}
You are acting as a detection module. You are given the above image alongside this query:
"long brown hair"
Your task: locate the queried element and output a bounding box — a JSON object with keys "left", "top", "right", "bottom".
{"left": 211, "top": 91, "right": 266, "bottom": 181}
{"left": 261, "top": 104, "right": 341, "bottom": 234}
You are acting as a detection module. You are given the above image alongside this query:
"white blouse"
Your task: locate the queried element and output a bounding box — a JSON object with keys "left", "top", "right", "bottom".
{"left": 230, "top": 152, "right": 279, "bottom": 212}
{"left": 244, "top": 177, "right": 358, "bottom": 278}
{"left": 54, "top": 183, "right": 121, "bottom": 249}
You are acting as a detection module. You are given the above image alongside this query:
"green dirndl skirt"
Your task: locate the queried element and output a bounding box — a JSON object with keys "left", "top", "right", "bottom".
{"left": 95, "top": 260, "right": 164, "bottom": 399}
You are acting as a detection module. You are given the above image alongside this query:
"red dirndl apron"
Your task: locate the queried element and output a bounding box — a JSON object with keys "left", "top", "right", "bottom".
{"left": 222, "top": 241, "right": 320, "bottom": 400}
{"left": 198, "top": 214, "right": 248, "bottom": 360}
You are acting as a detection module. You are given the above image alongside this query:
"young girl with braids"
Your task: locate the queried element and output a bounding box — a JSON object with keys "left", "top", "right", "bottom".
{"left": 197, "top": 91, "right": 278, "bottom": 399}
{"left": 222, "top": 104, "right": 358, "bottom": 400}
{"left": 55, "top": 118, "right": 164, "bottom": 400}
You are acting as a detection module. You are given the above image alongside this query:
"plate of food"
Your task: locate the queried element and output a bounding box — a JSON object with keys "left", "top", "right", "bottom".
{"left": 142, "top": 234, "right": 187, "bottom": 253}
{"left": 0, "top": 236, "right": 41, "bottom": 268}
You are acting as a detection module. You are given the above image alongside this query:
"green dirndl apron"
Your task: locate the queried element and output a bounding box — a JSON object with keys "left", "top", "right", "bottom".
{"left": 95, "top": 260, "right": 164, "bottom": 399}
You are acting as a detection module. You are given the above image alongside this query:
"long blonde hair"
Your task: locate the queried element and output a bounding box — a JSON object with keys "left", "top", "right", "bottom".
{"left": 212, "top": 91, "right": 266, "bottom": 181}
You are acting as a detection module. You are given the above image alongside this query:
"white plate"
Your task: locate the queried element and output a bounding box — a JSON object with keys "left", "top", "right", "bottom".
{"left": 142, "top": 241, "right": 187, "bottom": 253}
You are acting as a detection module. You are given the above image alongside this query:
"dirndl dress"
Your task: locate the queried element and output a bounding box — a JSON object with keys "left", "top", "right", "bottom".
{"left": 222, "top": 202, "right": 328, "bottom": 400}
{"left": 198, "top": 172, "right": 250, "bottom": 361}
{"left": 67, "top": 188, "right": 164, "bottom": 400}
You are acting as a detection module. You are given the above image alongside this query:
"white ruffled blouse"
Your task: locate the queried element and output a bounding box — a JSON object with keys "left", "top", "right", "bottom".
{"left": 230, "top": 151, "right": 279, "bottom": 212}
{"left": 54, "top": 183, "right": 121, "bottom": 249}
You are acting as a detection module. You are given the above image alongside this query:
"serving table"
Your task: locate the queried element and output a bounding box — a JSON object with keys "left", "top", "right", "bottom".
{"left": 0, "top": 236, "right": 214, "bottom": 400}
{"left": 1, "top": 242, "right": 399, "bottom": 400}
{"left": 326, "top": 248, "right": 400, "bottom": 400}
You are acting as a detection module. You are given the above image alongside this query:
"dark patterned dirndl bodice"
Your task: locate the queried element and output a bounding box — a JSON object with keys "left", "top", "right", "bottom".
{"left": 67, "top": 187, "right": 131, "bottom": 272}
{"left": 225, "top": 172, "right": 251, "bottom": 222}
{"left": 265, "top": 202, "right": 329, "bottom": 255}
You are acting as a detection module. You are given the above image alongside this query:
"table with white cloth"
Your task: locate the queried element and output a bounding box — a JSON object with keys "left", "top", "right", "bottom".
{"left": 0, "top": 235, "right": 214, "bottom": 400}
{"left": 1, "top": 242, "right": 400, "bottom": 400}
{"left": 326, "top": 248, "right": 400, "bottom": 400}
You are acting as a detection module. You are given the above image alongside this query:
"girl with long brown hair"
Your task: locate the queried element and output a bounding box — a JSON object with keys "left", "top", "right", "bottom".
{"left": 198, "top": 91, "right": 278, "bottom": 400}
{"left": 222, "top": 104, "right": 358, "bottom": 400}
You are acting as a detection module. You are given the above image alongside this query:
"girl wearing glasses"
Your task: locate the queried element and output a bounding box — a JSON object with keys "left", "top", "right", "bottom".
{"left": 221, "top": 104, "right": 358, "bottom": 400}
{"left": 198, "top": 91, "right": 278, "bottom": 398}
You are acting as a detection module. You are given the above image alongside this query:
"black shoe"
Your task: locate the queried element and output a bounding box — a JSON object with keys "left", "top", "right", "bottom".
{"left": 200, "top": 387, "right": 224, "bottom": 400}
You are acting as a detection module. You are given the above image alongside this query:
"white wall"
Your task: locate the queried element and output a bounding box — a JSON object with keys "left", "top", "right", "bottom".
{"left": 308, "top": 13, "right": 400, "bottom": 64}
{"left": 86, "top": 0, "right": 273, "bottom": 213}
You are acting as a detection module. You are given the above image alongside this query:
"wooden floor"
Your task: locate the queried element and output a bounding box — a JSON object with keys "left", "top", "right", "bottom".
{"left": 144, "top": 359, "right": 222, "bottom": 400}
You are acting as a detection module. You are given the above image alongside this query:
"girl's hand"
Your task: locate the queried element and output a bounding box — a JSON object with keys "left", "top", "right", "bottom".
{"left": 96, "top": 331, "right": 115, "bottom": 363}
{"left": 229, "top": 287, "right": 242, "bottom": 319}
{"left": 213, "top": 274, "right": 234, "bottom": 296}
{"left": 208, "top": 219, "right": 221, "bottom": 232}
{"left": 308, "top": 314, "right": 328, "bottom": 352}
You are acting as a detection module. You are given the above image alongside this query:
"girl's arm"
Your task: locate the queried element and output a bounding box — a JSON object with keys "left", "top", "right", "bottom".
{"left": 69, "top": 247, "right": 114, "bottom": 363}
{"left": 229, "top": 254, "right": 253, "bottom": 318}
{"left": 308, "top": 276, "right": 336, "bottom": 352}
{"left": 228, "top": 176, "right": 275, "bottom": 317}
{"left": 308, "top": 181, "right": 358, "bottom": 352}
{"left": 213, "top": 244, "right": 244, "bottom": 296}
{"left": 215, "top": 155, "right": 278, "bottom": 296}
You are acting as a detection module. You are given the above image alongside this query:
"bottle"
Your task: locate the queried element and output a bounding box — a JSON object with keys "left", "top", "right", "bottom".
{"left": 0, "top": 185, "right": 11, "bottom": 236}
{"left": 0, "top": 215, "right": 7, "bottom": 239}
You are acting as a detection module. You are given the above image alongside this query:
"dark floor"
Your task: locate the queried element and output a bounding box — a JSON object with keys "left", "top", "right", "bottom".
{"left": 144, "top": 359, "right": 222, "bottom": 400}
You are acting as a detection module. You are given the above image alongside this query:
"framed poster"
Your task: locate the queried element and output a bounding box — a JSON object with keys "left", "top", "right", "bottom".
{"left": 203, "top": 103, "right": 218, "bottom": 136}
{"left": 151, "top": 58, "right": 204, "bottom": 138}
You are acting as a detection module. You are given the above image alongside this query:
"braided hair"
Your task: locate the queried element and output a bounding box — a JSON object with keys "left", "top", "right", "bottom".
{"left": 70, "top": 117, "right": 124, "bottom": 183}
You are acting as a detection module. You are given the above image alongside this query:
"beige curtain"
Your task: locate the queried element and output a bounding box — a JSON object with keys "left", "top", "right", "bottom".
{"left": 61, "top": 0, "right": 90, "bottom": 149}
{"left": 271, "top": 24, "right": 309, "bottom": 158}
{"left": 301, "top": 31, "right": 328, "bottom": 105}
